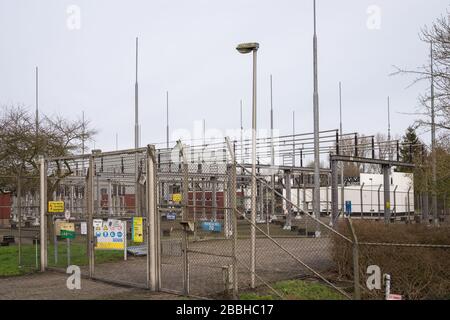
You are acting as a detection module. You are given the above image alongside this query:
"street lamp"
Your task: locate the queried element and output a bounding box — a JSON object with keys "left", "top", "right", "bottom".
{"left": 236, "top": 42, "right": 259, "bottom": 289}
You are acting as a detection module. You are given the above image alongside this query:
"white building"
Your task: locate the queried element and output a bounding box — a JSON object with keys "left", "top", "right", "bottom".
{"left": 284, "top": 172, "right": 414, "bottom": 215}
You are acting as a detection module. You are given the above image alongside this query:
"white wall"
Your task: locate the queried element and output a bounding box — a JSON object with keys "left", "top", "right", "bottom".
{"left": 283, "top": 172, "right": 415, "bottom": 214}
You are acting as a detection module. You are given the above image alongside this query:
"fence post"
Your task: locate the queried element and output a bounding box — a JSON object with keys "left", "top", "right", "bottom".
{"left": 346, "top": 218, "right": 361, "bottom": 300}
{"left": 39, "top": 155, "right": 47, "bottom": 271}
{"left": 360, "top": 183, "right": 365, "bottom": 219}
{"left": 330, "top": 159, "right": 339, "bottom": 227}
{"left": 17, "top": 173, "right": 22, "bottom": 267}
{"left": 393, "top": 185, "right": 398, "bottom": 221}
{"left": 377, "top": 184, "right": 382, "bottom": 219}
{"left": 231, "top": 163, "right": 239, "bottom": 300}
{"left": 407, "top": 186, "right": 411, "bottom": 223}
{"left": 177, "top": 141, "right": 190, "bottom": 295}
{"left": 284, "top": 170, "right": 292, "bottom": 229}
{"left": 146, "top": 145, "right": 159, "bottom": 291}
{"left": 87, "top": 155, "right": 95, "bottom": 277}
{"left": 225, "top": 137, "right": 239, "bottom": 299}
{"left": 383, "top": 165, "right": 391, "bottom": 224}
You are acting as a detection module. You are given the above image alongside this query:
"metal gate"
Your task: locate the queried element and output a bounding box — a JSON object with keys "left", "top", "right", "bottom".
{"left": 43, "top": 148, "right": 152, "bottom": 288}
{"left": 40, "top": 142, "right": 354, "bottom": 299}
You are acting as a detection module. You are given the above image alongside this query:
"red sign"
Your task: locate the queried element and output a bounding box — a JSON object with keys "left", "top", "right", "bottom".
{"left": 387, "top": 294, "right": 402, "bottom": 300}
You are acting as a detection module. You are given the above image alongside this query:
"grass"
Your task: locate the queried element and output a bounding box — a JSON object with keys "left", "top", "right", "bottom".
{"left": 47, "top": 240, "right": 124, "bottom": 269}
{"left": 0, "top": 244, "right": 39, "bottom": 276}
{"left": 239, "top": 280, "right": 345, "bottom": 300}
{"left": 0, "top": 239, "right": 131, "bottom": 277}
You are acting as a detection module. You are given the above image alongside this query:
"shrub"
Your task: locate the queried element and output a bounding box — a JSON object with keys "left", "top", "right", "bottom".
{"left": 332, "top": 220, "right": 450, "bottom": 300}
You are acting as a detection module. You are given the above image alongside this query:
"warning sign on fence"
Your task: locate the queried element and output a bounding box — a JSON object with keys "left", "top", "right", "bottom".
{"left": 48, "top": 201, "right": 65, "bottom": 213}
{"left": 172, "top": 193, "right": 182, "bottom": 203}
{"left": 132, "top": 217, "right": 143, "bottom": 243}
{"left": 58, "top": 222, "right": 75, "bottom": 239}
{"left": 55, "top": 221, "right": 75, "bottom": 236}
{"left": 95, "top": 219, "right": 126, "bottom": 250}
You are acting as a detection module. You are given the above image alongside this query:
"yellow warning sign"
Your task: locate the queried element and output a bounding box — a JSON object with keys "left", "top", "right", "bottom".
{"left": 132, "top": 217, "right": 143, "bottom": 243}
{"left": 55, "top": 221, "right": 75, "bottom": 236}
{"left": 386, "top": 202, "right": 391, "bottom": 209}
{"left": 172, "top": 193, "right": 182, "bottom": 203}
{"left": 95, "top": 220, "right": 126, "bottom": 251}
{"left": 48, "top": 201, "right": 65, "bottom": 213}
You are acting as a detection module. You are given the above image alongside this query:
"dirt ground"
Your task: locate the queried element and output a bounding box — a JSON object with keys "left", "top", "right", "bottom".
{"left": 0, "top": 270, "right": 182, "bottom": 300}
{"left": 0, "top": 234, "right": 334, "bottom": 299}
{"left": 82, "top": 236, "right": 334, "bottom": 297}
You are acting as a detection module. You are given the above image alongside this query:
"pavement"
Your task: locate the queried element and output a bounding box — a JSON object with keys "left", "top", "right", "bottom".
{"left": 0, "top": 270, "right": 182, "bottom": 300}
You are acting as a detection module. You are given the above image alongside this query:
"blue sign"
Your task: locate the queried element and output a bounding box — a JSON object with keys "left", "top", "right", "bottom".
{"left": 166, "top": 212, "right": 177, "bottom": 220}
{"left": 345, "top": 201, "right": 352, "bottom": 215}
{"left": 201, "top": 221, "right": 222, "bottom": 233}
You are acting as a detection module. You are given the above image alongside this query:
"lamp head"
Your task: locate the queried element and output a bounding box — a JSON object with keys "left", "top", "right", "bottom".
{"left": 236, "top": 42, "right": 259, "bottom": 54}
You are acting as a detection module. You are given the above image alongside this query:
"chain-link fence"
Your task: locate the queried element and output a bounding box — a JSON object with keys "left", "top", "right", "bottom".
{"left": 154, "top": 142, "right": 353, "bottom": 300}
{"left": 44, "top": 149, "right": 150, "bottom": 287}
{"left": 32, "top": 140, "right": 450, "bottom": 300}
{"left": 45, "top": 155, "right": 89, "bottom": 274}
{"left": 0, "top": 175, "right": 40, "bottom": 275}
{"left": 333, "top": 219, "right": 450, "bottom": 300}
{"left": 232, "top": 163, "right": 352, "bottom": 300}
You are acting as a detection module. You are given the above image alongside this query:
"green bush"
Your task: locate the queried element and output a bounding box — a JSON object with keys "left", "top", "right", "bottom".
{"left": 332, "top": 221, "right": 450, "bottom": 300}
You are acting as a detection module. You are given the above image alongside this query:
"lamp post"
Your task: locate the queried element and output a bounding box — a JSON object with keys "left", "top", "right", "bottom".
{"left": 236, "top": 42, "right": 259, "bottom": 288}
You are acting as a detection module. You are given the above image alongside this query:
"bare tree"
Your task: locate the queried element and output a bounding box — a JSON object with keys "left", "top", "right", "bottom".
{"left": 392, "top": 11, "right": 450, "bottom": 136}
{"left": 0, "top": 105, "right": 96, "bottom": 192}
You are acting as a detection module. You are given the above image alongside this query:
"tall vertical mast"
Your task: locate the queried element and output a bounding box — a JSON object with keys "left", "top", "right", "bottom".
{"left": 339, "top": 82, "right": 345, "bottom": 214}
{"left": 430, "top": 41, "right": 438, "bottom": 225}
{"left": 312, "top": 0, "right": 321, "bottom": 222}
{"left": 35, "top": 67, "right": 39, "bottom": 138}
{"left": 135, "top": 37, "right": 139, "bottom": 149}
{"left": 166, "top": 91, "right": 169, "bottom": 149}
{"left": 240, "top": 99, "right": 244, "bottom": 165}
{"left": 292, "top": 110, "right": 295, "bottom": 166}
{"left": 388, "top": 96, "right": 392, "bottom": 161}
{"left": 270, "top": 75, "right": 274, "bottom": 167}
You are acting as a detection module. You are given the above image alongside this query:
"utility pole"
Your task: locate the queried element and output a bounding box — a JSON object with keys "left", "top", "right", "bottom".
{"left": 203, "top": 119, "right": 206, "bottom": 145}
{"left": 134, "top": 37, "right": 140, "bottom": 215}
{"left": 82, "top": 111, "right": 85, "bottom": 175}
{"left": 270, "top": 75, "right": 274, "bottom": 167}
{"left": 430, "top": 41, "right": 438, "bottom": 226}
{"left": 240, "top": 100, "right": 244, "bottom": 165}
{"left": 339, "top": 82, "right": 345, "bottom": 216}
{"left": 292, "top": 110, "right": 295, "bottom": 166}
{"left": 35, "top": 67, "right": 39, "bottom": 138}
{"left": 387, "top": 96, "right": 392, "bottom": 162}
{"left": 312, "top": 0, "right": 321, "bottom": 229}
{"left": 166, "top": 91, "right": 169, "bottom": 149}
{"left": 270, "top": 75, "right": 275, "bottom": 221}
{"left": 135, "top": 37, "right": 140, "bottom": 150}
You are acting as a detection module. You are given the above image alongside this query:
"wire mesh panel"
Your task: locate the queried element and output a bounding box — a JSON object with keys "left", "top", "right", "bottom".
{"left": 0, "top": 175, "right": 41, "bottom": 275}
{"left": 90, "top": 149, "right": 149, "bottom": 287}
{"left": 334, "top": 220, "right": 450, "bottom": 300}
{"left": 232, "top": 163, "right": 352, "bottom": 300}
{"left": 157, "top": 160, "right": 184, "bottom": 294}
{"left": 186, "top": 164, "right": 234, "bottom": 298}
{"left": 46, "top": 156, "right": 89, "bottom": 275}
{"left": 156, "top": 146, "right": 236, "bottom": 297}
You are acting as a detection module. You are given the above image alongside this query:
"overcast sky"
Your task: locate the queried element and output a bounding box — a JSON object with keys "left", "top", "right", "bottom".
{"left": 0, "top": 0, "right": 448, "bottom": 152}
